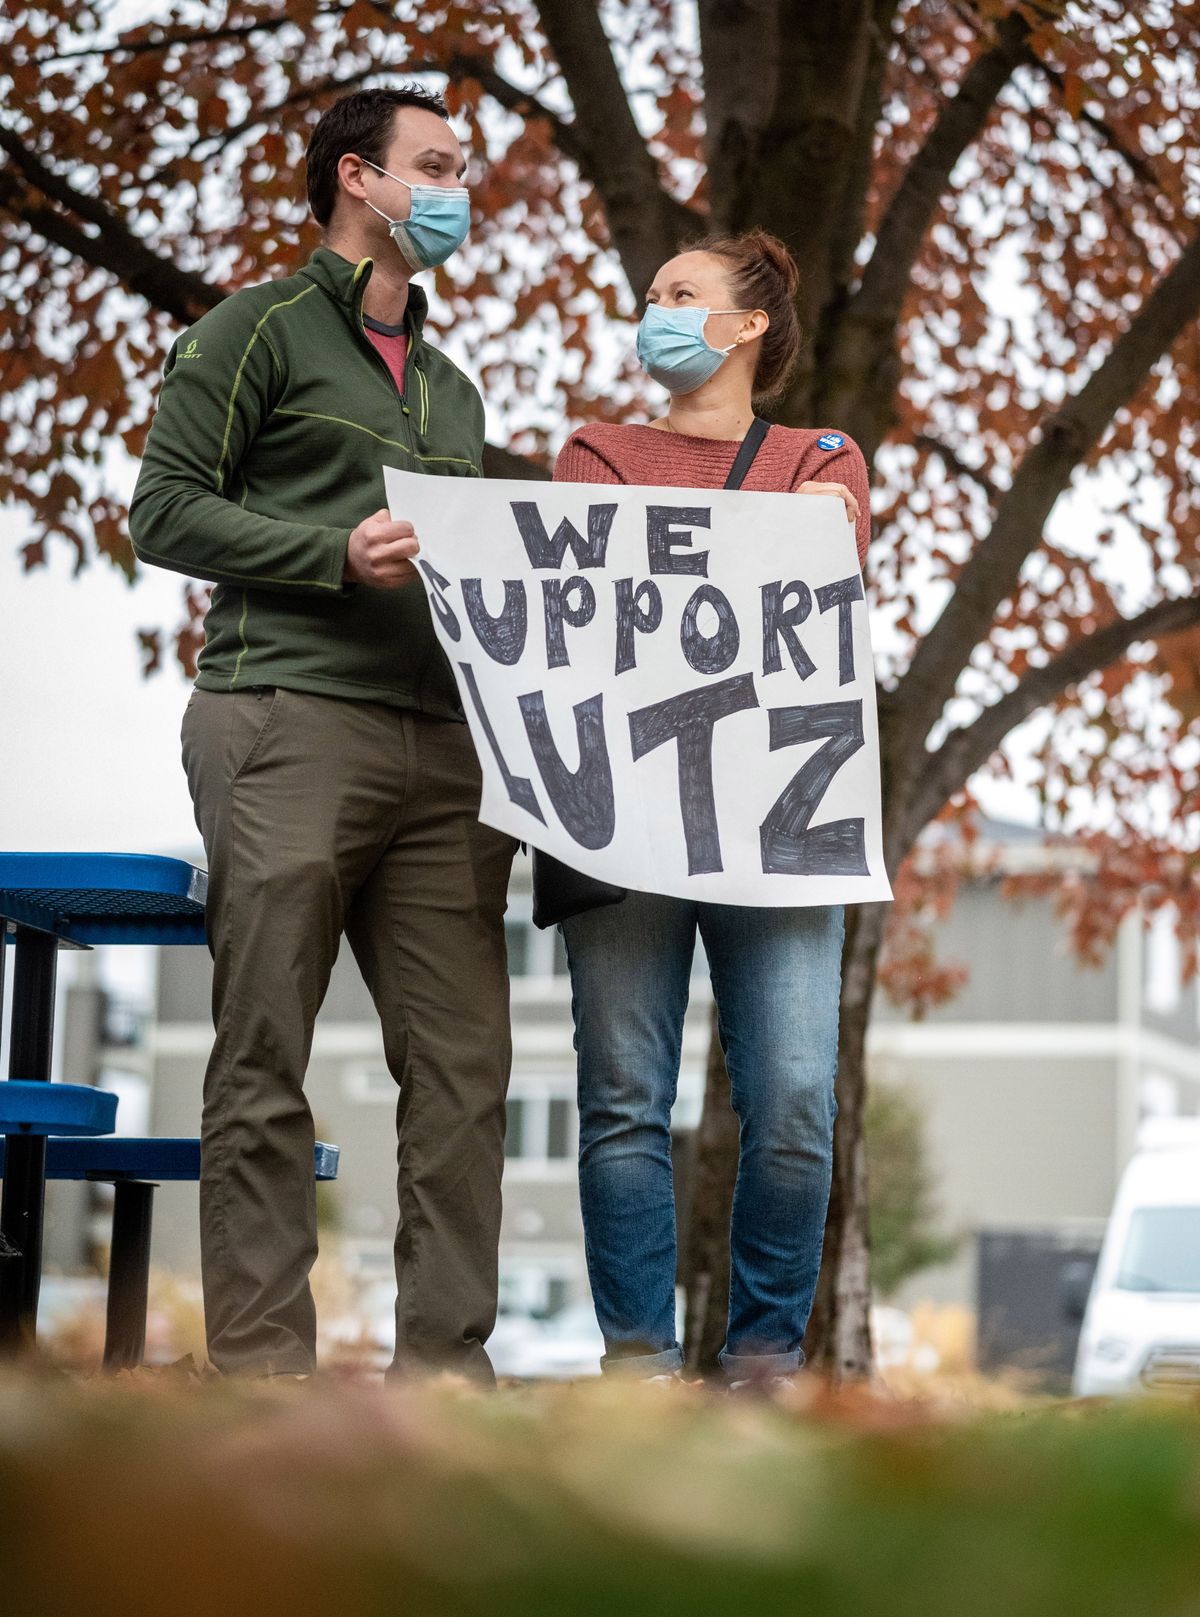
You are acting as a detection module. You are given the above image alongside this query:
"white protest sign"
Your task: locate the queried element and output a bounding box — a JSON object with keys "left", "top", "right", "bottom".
{"left": 385, "top": 464, "right": 893, "bottom": 908}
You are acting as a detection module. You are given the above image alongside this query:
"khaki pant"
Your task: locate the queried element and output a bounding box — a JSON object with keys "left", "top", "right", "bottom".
{"left": 181, "top": 686, "right": 516, "bottom": 1379}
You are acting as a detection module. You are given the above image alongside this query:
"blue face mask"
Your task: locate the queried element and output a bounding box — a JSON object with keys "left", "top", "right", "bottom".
{"left": 361, "top": 158, "right": 471, "bottom": 270}
{"left": 636, "top": 303, "right": 751, "bottom": 394}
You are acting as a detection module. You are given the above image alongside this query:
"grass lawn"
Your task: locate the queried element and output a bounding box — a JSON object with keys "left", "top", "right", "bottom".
{"left": 1, "top": 1371, "right": 1199, "bottom": 1616}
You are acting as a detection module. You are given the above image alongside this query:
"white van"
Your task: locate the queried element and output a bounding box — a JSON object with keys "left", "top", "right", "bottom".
{"left": 1071, "top": 1118, "right": 1200, "bottom": 1397}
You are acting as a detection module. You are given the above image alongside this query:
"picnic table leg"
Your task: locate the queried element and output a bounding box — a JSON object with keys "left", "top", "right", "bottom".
{"left": 0, "top": 922, "right": 8, "bottom": 1073}
{"left": 0, "top": 927, "right": 58, "bottom": 1351}
{"left": 103, "top": 1180, "right": 155, "bottom": 1371}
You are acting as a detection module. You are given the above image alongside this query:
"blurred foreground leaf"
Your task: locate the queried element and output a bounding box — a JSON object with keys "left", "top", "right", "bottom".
{"left": 1, "top": 1375, "right": 1199, "bottom": 1616}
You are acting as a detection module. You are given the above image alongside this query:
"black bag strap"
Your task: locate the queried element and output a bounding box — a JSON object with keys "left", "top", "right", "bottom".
{"left": 723, "top": 417, "right": 770, "bottom": 490}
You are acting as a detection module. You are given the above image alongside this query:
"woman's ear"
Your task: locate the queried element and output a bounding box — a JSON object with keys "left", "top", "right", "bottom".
{"left": 736, "top": 309, "right": 770, "bottom": 346}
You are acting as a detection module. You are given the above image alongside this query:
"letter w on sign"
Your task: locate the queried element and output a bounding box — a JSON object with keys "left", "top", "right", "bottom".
{"left": 385, "top": 465, "right": 892, "bottom": 908}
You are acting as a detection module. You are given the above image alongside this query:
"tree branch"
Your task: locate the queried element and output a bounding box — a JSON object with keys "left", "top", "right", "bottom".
{"left": 950, "top": 0, "right": 1182, "bottom": 234}
{"left": 890, "top": 222, "right": 1200, "bottom": 789}
{"left": 197, "top": 51, "right": 592, "bottom": 189}
{"left": 1031, "top": 79, "right": 1177, "bottom": 229}
{"left": 0, "top": 122, "right": 144, "bottom": 239}
{"left": 913, "top": 432, "right": 1000, "bottom": 503}
{"left": 0, "top": 169, "right": 143, "bottom": 286}
{"left": 41, "top": 13, "right": 316, "bottom": 63}
{"left": 439, "top": 51, "right": 592, "bottom": 174}
{"left": 532, "top": 0, "right": 701, "bottom": 300}
{"left": 819, "top": 7, "right": 1033, "bottom": 452}
{"left": 902, "top": 590, "right": 1200, "bottom": 845}
{"left": 823, "top": 0, "right": 905, "bottom": 303}
{"left": 0, "top": 128, "right": 224, "bottom": 323}
{"left": 193, "top": 68, "right": 378, "bottom": 158}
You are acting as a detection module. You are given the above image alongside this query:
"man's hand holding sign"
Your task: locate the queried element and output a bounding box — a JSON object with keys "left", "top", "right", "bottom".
{"left": 343, "top": 508, "right": 421, "bottom": 587}
{"left": 384, "top": 465, "right": 892, "bottom": 909}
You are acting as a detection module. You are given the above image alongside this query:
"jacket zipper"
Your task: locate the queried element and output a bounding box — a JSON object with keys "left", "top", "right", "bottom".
{"left": 354, "top": 285, "right": 441, "bottom": 706}
{"left": 358, "top": 317, "right": 429, "bottom": 437}
{"left": 355, "top": 294, "right": 418, "bottom": 441}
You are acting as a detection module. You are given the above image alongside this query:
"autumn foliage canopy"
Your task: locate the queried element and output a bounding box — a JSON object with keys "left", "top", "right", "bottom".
{"left": 2, "top": 2, "right": 1196, "bottom": 938}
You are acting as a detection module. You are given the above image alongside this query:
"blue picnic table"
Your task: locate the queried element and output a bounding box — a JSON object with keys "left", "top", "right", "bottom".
{"left": 0, "top": 854, "right": 207, "bottom": 1357}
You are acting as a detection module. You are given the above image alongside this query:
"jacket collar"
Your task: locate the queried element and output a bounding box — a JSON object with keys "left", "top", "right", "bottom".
{"left": 300, "top": 246, "right": 429, "bottom": 334}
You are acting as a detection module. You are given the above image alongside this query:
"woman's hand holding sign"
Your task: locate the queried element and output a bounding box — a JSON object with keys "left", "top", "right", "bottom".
{"left": 344, "top": 509, "right": 421, "bottom": 587}
{"left": 795, "top": 481, "right": 859, "bottom": 529}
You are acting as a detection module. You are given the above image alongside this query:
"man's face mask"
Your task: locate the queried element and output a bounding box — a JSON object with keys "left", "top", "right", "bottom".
{"left": 360, "top": 157, "right": 471, "bottom": 271}
{"left": 635, "top": 303, "right": 752, "bottom": 394}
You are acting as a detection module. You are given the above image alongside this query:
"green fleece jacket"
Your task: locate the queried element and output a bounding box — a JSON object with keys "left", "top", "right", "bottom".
{"left": 129, "top": 246, "right": 484, "bottom": 716}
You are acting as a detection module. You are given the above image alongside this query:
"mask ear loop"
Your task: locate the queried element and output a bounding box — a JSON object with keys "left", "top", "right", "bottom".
{"left": 714, "top": 307, "right": 767, "bottom": 355}
{"left": 706, "top": 311, "right": 752, "bottom": 358}
{"left": 360, "top": 156, "right": 414, "bottom": 195}
{"left": 362, "top": 196, "right": 401, "bottom": 229}
{"left": 354, "top": 157, "right": 409, "bottom": 232}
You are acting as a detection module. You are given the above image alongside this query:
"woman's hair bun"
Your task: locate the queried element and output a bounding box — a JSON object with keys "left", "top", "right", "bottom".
{"left": 742, "top": 229, "right": 801, "bottom": 297}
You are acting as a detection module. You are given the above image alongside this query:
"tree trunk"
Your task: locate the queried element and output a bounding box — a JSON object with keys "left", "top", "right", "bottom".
{"left": 803, "top": 900, "right": 887, "bottom": 1378}
{"left": 684, "top": 900, "right": 889, "bottom": 1381}
{"left": 682, "top": 1005, "right": 738, "bottom": 1374}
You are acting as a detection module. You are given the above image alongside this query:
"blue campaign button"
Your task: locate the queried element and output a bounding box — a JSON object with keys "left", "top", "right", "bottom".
{"left": 817, "top": 432, "right": 845, "bottom": 451}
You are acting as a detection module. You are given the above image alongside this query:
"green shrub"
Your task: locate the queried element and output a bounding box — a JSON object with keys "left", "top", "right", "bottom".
{"left": 866, "top": 1080, "right": 960, "bottom": 1298}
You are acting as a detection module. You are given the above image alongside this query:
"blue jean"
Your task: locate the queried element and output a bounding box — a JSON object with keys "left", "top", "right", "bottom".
{"left": 561, "top": 892, "right": 843, "bottom": 1378}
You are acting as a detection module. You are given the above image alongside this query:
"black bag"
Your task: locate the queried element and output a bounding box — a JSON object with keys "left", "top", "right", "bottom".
{"left": 531, "top": 417, "right": 772, "bottom": 930}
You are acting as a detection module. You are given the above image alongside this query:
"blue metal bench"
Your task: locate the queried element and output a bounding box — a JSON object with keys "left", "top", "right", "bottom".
{"left": 0, "top": 1136, "right": 340, "bottom": 1369}
{"left": 0, "top": 852, "right": 209, "bottom": 948}
{"left": 0, "top": 854, "right": 208, "bottom": 1353}
{"left": 0, "top": 1080, "right": 120, "bottom": 1138}
{"left": 0, "top": 1080, "right": 120, "bottom": 1270}
{"left": 0, "top": 854, "right": 344, "bottom": 1368}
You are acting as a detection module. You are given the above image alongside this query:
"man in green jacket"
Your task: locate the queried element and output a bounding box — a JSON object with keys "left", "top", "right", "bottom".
{"left": 130, "top": 85, "right": 516, "bottom": 1382}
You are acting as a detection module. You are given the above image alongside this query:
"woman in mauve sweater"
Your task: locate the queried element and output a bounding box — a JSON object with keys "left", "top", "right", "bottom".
{"left": 549, "top": 229, "right": 871, "bottom": 1385}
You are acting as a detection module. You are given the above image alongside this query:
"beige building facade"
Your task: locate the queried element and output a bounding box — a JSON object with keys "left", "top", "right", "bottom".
{"left": 37, "top": 828, "right": 1200, "bottom": 1325}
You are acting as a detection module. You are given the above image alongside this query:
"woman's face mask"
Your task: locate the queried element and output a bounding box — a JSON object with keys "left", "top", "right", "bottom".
{"left": 360, "top": 157, "right": 471, "bottom": 271}
{"left": 636, "top": 303, "right": 751, "bottom": 394}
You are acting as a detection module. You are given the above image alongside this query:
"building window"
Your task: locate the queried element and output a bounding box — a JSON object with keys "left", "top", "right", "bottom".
{"left": 102, "top": 999, "right": 146, "bottom": 1049}
{"left": 505, "top": 1097, "right": 527, "bottom": 1159}
{"left": 504, "top": 919, "right": 531, "bottom": 977}
{"left": 504, "top": 917, "right": 570, "bottom": 979}
{"left": 504, "top": 1091, "right": 576, "bottom": 1165}
{"left": 547, "top": 1098, "right": 571, "bottom": 1160}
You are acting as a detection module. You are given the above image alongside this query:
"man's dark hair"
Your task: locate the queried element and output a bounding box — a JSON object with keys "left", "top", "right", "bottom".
{"left": 306, "top": 85, "right": 450, "bottom": 228}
